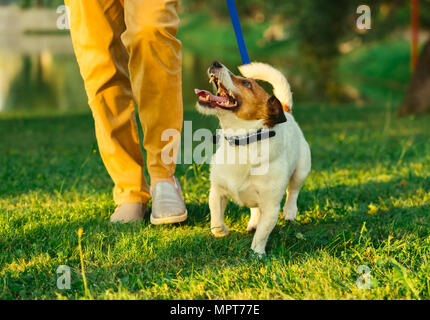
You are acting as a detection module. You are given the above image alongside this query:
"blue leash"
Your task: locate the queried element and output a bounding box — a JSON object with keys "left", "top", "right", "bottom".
{"left": 226, "top": 0, "right": 250, "bottom": 65}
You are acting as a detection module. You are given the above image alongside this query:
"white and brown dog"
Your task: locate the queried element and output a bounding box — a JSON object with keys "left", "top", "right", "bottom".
{"left": 195, "top": 61, "right": 311, "bottom": 255}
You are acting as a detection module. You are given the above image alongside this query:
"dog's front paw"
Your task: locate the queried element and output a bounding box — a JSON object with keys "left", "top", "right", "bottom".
{"left": 211, "top": 224, "right": 229, "bottom": 237}
{"left": 250, "top": 239, "right": 266, "bottom": 257}
{"left": 250, "top": 247, "right": 265, "bottom": 258}
{"left": 283, "top": 203, "right": 298, "bottom": 221}
{"left": 249, "top": 250, "right": 264, "bottom": 260}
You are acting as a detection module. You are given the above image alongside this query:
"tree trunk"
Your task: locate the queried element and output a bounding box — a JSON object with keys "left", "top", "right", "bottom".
{"left": 399, "top": 38, "right": 430, "bottom": 115}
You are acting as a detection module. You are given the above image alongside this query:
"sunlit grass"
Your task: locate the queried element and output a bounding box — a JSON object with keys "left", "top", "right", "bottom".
{"left": 0, "top": 101, "right": 429, "bottom": 299}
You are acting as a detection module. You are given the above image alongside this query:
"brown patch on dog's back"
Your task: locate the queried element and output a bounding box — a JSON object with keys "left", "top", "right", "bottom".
{"left": 230, "top": 73, "right": 287, "bottom": 128}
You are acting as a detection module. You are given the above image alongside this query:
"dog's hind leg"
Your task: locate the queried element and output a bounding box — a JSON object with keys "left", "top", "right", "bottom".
{"left": 209, "top": 185, "right": 229, "bottom": 237}
{"left": 283, "top": 176, "right": 303, "bottom": 221}
{"left": 283, "top": 144, "right": 311, "bottom": 221}
{"left": 247, "top": 207, "right": 261, "bottom": 232}
{"left": 251, "top": 203, "right": 280, "bottom": 256}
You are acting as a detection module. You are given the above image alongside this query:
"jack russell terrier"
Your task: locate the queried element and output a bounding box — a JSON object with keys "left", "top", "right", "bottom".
{"left": 195, "top": 61, "right": 311, "bottom": 255}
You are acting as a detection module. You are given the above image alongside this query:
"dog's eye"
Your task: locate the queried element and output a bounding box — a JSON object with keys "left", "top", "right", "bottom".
{"left": 242, "top": 80, "right": 252, "bottom": 89}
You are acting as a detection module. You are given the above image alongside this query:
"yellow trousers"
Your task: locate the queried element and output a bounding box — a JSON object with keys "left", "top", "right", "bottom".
{"left": 65, "top": 0, "right": 183, "bottom": 205}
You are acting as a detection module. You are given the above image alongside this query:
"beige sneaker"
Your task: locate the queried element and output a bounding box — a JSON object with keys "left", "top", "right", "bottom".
{"left": 110, "top": 203, "right": 146, "bottom": 223}
{"left": 150, "top": 177, "right": 187, "bottom": 225}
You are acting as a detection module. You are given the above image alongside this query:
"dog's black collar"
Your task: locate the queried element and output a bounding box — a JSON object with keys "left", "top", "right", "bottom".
{"left": 212, "top": 128, "right": 276, "bottom": 146}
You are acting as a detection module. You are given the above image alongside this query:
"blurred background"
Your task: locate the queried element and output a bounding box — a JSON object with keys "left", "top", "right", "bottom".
{"left": 0, "top": 0, "right": 429, "bottom": 115}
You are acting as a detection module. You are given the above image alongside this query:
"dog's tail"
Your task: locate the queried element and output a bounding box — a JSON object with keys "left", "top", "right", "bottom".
{"left": 238, "top": 62, "right": 292, "bottom": 112}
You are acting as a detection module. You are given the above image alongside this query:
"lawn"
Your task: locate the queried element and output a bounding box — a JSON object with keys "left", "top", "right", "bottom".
{"left": 1, "top": 15, "right": 429, "bottom": 299}
{"left": 0, "top": 99, "right": 429, "bottom": 299}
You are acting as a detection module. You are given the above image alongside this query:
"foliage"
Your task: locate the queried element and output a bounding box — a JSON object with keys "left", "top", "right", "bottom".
{"left": 13, "top": 0, "right": 430, "bottom": 101}
{"left": 184, "top": 0, "right": 430, "bottom": 101}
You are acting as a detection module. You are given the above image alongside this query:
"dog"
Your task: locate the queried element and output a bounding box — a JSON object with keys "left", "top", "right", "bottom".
{"left": 195, "top": 61, "right": 311, "bottom": 255}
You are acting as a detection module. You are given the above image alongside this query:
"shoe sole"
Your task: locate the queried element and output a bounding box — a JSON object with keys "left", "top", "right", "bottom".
{"left": 150, "top": 210, "right": 188, "bottom": 225}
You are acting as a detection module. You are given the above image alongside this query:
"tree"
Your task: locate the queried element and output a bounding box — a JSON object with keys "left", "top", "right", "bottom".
{"left": 286, "top": 0, "right": 351, "bottom": 102}
{"left": 399, "top": 0, "right": 430, "bottom": 115}
{"left": 399, "top": 38, "right": 430, "bottom": 115}
{"left": 278, "top": 0, "right": 430, "bottom": 111}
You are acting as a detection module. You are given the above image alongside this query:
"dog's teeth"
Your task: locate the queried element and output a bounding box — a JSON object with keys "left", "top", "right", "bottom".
{"left": 229, "top": 90, "right": 235, "bottom": 99}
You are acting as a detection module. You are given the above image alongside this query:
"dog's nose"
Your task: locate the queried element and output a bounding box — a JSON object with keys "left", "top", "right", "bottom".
{"left": 211, "top": 61, "right": 222, "bottom": 69}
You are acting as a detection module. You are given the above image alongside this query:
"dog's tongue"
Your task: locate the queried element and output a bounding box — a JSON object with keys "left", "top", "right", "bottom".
{"left": 194, "top": 89, "right": 229, "bottom": 104}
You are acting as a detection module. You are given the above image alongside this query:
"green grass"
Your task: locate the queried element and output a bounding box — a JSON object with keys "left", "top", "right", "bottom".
{"left": 0, "top": 19, "right": 428, "bottom": 299}
{"left": 339, "top": 39, "right": 412, "bottom": 103}
{"left": 0, "top": 101, "right": 429, "bottom": 299}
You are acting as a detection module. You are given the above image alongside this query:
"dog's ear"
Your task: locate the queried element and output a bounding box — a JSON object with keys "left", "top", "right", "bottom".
{"left": 264, "top": 95, "right": 287, "bottom": 128}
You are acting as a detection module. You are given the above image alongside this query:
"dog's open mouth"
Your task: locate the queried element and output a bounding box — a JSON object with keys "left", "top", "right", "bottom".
{"left": 195, "top": 74, "right": 238, "bottom": 109}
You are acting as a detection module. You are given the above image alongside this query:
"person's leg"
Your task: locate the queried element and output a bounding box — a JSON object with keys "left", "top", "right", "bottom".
{"left": 122, "top": 0, "right": 187, "bottom": 224}
{"left": 122, "top": 0, "right": 183, "bottom": 186}
{"left": 66, "top": 0, "right": 150, "bottom": 221}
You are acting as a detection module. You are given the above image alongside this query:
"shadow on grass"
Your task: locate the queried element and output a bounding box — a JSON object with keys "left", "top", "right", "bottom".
{"left": 1, "top": 107, "right": 429, "bottom": 297}
{"left": 1, "top": 106, "right": 429, "bottom": 199}
{"left": 2, "top": 176, "right": 428, "bottom": 264}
